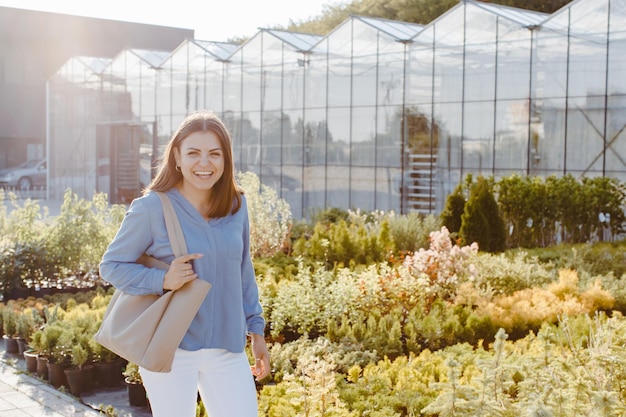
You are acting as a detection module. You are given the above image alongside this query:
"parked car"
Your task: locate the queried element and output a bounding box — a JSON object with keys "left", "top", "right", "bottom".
{"left": 0, "top": 159, "right": 47, "bottom": 191}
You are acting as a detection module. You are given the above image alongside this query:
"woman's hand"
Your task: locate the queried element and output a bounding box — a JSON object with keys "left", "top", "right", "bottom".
{"left": 249, "top": 333, "right": 270, "bottom": 381}
{"left": 163, "top": 253, "right": 203, "bottom": 291}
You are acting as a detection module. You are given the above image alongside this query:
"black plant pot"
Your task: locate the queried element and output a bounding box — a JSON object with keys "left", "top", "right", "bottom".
{"left": 47, "top": 361, "right": 69, "bottom": 388}
{"left": 23, "top": 350, "right": 38, "bottom": 373}
{"left": 36, "top": 355, "right": 49, "bottom": 380}
{"left": 126, "top": 378, "right": 148, "bottom": 406}
{"left": 64, "top": 364, "right": 94, "bottom": 397}
{"left": 2, "top": 335, "right": 19, "bottom": 354}
{"left": 95, "top": 360, "right": 124, "bottom": 388}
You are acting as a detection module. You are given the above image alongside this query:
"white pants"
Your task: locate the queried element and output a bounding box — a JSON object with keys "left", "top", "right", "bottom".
{"left": 140, "top": 348, "right": 258, "bottom": 417}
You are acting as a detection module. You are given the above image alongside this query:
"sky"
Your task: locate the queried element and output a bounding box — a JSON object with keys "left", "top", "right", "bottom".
{"left": 0, "top": 0, "right": 336, "bottom": 41}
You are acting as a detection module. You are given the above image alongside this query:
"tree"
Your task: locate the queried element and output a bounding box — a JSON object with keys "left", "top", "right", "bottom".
{"left": 460, "top": 176, "right": 506, "bottom": 253}
{"left": 440, "top": 183, "right": 466, "bottom": 237}
{"left": 286, "top": 0, "right": 573, "bottom": 35}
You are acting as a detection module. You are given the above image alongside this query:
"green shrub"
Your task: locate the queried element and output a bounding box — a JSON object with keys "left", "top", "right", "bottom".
{"left": 440, "top": 182, "right": 466, "bottom": 237}
{"left": 460, "top": 176, "right": 506, "bottom": 253}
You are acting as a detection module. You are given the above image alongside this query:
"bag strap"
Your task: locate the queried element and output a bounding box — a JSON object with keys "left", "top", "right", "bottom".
{"left": 155, "top": 192, "right": 188, "bottom": 257}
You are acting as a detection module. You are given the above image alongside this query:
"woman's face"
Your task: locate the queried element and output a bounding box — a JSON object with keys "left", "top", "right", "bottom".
{"left": 174, "top": 130, "right": 225, "bottom": 194}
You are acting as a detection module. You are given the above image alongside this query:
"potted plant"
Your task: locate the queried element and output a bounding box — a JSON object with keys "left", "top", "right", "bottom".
{"left": 42, "top": 323, "right": 70, "bottom": 388}
{"left": 123, "top": 362, "right": 147, "bottom": 406}
{"left": 16, "top": 308, "right": 39, "bottom": 355}
{"left": 2, "top": 306, "right": 19, "bottom": 354}
{"left": 21, "top": 309, "right": 41, "bottom": 374}
{"left": 90, "top": 338, "right": 123, "bottom": 388}
{"left": 29, "top": 329, "right": 49, "bottom": 379}
{"left": 64, "top": 340, "right": 91, "bottom": 396}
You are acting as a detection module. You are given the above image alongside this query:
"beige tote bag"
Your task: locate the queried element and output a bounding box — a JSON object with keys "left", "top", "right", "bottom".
{"left": 94, "top": 192, "right": 211, "bottom": 372}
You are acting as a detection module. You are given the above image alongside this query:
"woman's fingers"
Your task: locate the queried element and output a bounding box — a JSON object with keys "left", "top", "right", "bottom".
{"left": 164, "top": 253, "right": 203, "bottom": 290}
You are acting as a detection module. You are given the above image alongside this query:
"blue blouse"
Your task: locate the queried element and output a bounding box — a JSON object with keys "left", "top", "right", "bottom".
{"left": 99, "top": 189, "right": 265, "bottom": 353}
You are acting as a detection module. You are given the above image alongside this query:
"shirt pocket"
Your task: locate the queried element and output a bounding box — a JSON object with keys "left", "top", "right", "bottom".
{"left": 216, "top": 222, "right": 244, "bottom": 262}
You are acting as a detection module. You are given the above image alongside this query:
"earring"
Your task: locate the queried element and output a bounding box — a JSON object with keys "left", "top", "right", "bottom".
{"left": 176, "top": 165, "right": 181, "bottom": 172}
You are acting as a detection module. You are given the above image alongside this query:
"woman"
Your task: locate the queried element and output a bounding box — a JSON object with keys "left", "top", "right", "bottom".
{"left": 99, "top": 111, "right": 270, "bottom": 417}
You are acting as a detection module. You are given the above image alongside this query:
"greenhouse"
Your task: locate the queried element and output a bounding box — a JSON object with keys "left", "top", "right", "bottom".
{"left": 47, "top": 0, "right": 626, "bottom": 218}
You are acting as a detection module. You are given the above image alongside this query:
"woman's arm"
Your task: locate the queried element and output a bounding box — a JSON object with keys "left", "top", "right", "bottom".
{"left": 99, "top": 194, "right": 166, "bottom": 295}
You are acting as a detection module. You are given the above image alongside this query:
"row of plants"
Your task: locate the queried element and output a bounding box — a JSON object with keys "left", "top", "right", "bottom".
{"left": 0, "top": 189, "right": 125, "bottom": 298}
{"left": 1, "top": 172, "right": 625, "bottom": 416}
{"left": 2, "top": 225, "right": 624, "bottom": 415}
{"left": 2, "top": 173, "right": 624, "bottom": 298}
{"left": 441, "top": 174, "right": 626, "bottom": 251}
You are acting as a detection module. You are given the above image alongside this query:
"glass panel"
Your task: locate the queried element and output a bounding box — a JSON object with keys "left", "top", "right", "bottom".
{"left": 566, "top": 95, "right": 606, "bottom": 175}
{"left": 535, "top": 97, "right": 566, "bottom": 175}
{"left": 156, "top": 62, "right": 172, "bottom": 120}
{"left": 307, "top": 39, "right": 328, "bottom": 109}
{"left": 326, "top": 108, "right": 350, "bottom": 165}
{"left": 568, "top": 28, "right": 608, "bottom": 98}
{"left": 303, "top": 166, "right": 326, "bottom": 216}
{"left": 224, "top": 54, "right": 242, "bottom": 113}
{"left": 327, "top": 166, "right": 350, "bottom": 209}
{"left": 407, "top": 30, "right": 435, "bottom": 105}
{"left": 304, "top": 108, "right": 327, "bottom": 165}
{"left": 433, "top": 8, "right": 465, "bottom": 104}
{"left": 376, "top": 166, "right": 402, "bottom": 212}
{"left": 283, "top": 50, "right": 305, "bottom": 110}
{"left": 352, "top": 19, "right": 379, "bottom": 107}
{"left": 351, "top": 167, "right": 375, "bottom": 211}
{"left": 494, "top": 100, "right": 529, "bottom": 173}
{"left": 261, "top": 111, "right": 284, "bottom": 164}
{"left": 242, "top": 36, "right": 263, "bottom": 113}
{"left": 328, "top": 22, "right": 353, "bottom": 107}
{"left": 376, "top": 105, "right": 402, "bottom": 167}
{"left": 170, "top": 43, "right": 189, "bottom": 116}
{"left": 435, "top": 102, "right": 463, "bottom": 172}
{"left": 283, "top": 109, "right": 304, "bottom": 165}
{"left": 605, "top": 95, "right": 626, "bottom": 181}
{"left": 378, "top": 43, "right": 405, "bottom": 107}
{"left": 262, "top": 34, "right": 284, "bottom": 112}
{"left": 203, "top": 63, "right": 224, "bottom": 113}
{"left": 464, "top": 6, "right": 497, "bottom": 102}
{"left": 282, "top": 164, "right": 303, "bottom": 217}
{"left": 462, "top": 102, "right": 495, "bottom": 174}
{"left": 534, "top": 25, "right": 568, "bottom": 99}
{"left": 352, "top": 106, "right": 376, "bottom": 166}
{"left": 239, "top": 111, "right": 261, "bottom": 171}
{"left": 496, "top": 25, "right": 532, "bottom": 100}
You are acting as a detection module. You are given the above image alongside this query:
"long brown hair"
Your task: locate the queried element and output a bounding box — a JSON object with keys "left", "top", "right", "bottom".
{"left": 147, "top": 111, "right": 242, "bottom": 218}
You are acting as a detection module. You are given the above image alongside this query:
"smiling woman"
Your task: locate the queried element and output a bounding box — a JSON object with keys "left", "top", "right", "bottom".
{"left": 99, "top": 110, "right": 270, "bottom": 417}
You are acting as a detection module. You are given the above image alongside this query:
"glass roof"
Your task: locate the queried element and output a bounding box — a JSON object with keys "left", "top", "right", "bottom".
{"left": 76, "top": 56, "right": 112, "bottom": 74}
{"left": 194, "top": 40, "right": 239, "bottom": 61}
{"left": 128, "top": 49, "right": 171, "bottom": 68}
{"left": 471, "top": 1, "right": 548, "bottom": 28}
{"left": 355, "top": 15, "right": 423, "bottom": 41}
{"left": 264, "top": 29, "right": 323, "bottom": 51}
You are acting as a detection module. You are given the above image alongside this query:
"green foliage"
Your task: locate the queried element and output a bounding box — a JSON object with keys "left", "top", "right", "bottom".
{"left": 238, "top": 171, "right": 293, "bottom": 258}
{"left": 45, "top": 189, "right": 126, "bottom": 275}
{"left": 2, "top": 306, "right": 18, "bottom": 336}
{"left": 387, "top": 212, "right": 440, "bottom": 254}
{"left": 0, "top": 190, "right": 125, "bottom": 294}
{"left": 460, "top": 176, "right": 507, "bottom": 253}
{"left": 470, "top": 251, "right": 555, "bottom": 295}
{"left": 123, "top": 362, "right": 142, "bottom": 384}
{"left": 285, "top": 0, "right": 572, "bottom": 37}
{"left": 440, "top": 183, "right": 466, "bottom": 236}
{"left": 292, "top": 210, "right": 396, "bottom": 268}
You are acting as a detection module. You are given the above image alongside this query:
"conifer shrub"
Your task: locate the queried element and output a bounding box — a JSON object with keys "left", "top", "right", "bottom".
{"left": 440, "top": 182, "right": 466, "bottom": 237}
{"left": 460, "top": 176, "right": 507, "bottom": 253}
